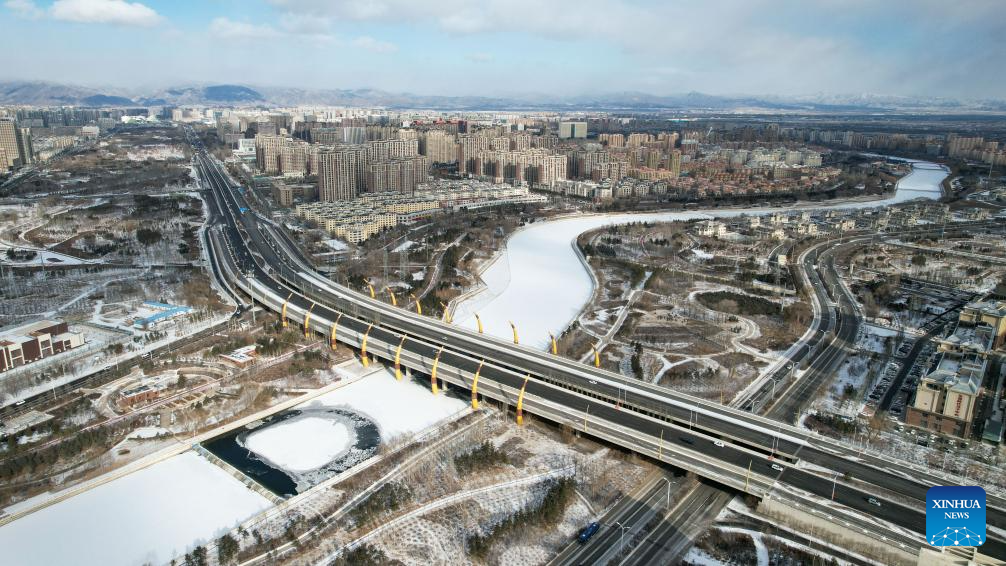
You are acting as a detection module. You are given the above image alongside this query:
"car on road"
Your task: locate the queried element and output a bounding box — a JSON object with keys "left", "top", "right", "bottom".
{"left": 713, "top": 440, "right": 725, "bottom": 447}
{"left": 771, "top": 464, "right": 784, "bottom": 472}
{"left": 578, "top": 522, "right": 601, "bottom": 543}
{"left": 679, "top": 436, "right": 696, "bottom": 445}
{"left": 867, "top": 497, "right": 882, "bottom": 507}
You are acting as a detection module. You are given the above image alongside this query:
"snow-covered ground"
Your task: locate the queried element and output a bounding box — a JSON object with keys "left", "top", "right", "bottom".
{"left": 0, "top": 246, "right": 98, "bottom": 266}
{"left": 306, "top": 368, "right": 468, "bottom": 441}
{"left": 322, "top": 238, "right": 348, "bottom": 251}
{"left": 682, "top": 547, "right": 726, "bottom": 565}
{"left": 244, "top": 416, "right": 352, "bottom": 473}
{"left": 452, "top": 161, "right": 946, "bottom": 350}
{"left": 392, "top": 240, "right": 414, "bottom": 253}
{"left": 125, "top": 145, "right": 185, "bottom": 161}
{"left": 0, "top": 451, "right": 272, "bottom": 566}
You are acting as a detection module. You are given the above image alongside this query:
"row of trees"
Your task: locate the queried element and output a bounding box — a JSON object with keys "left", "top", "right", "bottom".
{"left": 454, "top": 440, "right": 509, "bottom": 475}
{"left": 466, "top": 477, "right": 576, "bottom": 559}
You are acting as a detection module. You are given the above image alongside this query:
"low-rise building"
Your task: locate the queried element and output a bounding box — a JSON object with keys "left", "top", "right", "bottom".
{"left": 906, "top": 324, "right": 992, "bottom": 438}
{"left": 0, "top": 320, "right": 84, "bottom": 373}
{"left": 119, "top": 384, "right": 163, "bottom": 408}
{"left": 696, "top": 220, "right": 727, "bottom": 238}
{"left": 959, "top": 300, "right": 1006, "bottom": 348}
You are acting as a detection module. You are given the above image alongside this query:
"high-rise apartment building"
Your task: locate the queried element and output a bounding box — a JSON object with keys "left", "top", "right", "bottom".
{"left": 510, "top": 133, "right": 532, "bottom": 151}
{"left": 592, "top": 161, "right": 627, "bottom": 182}
{"left": 458, "top": 134, "right": 492, "bottom": 174}
{"left": 365, "top": 156, "right": 428, "bottom": 195}
{"left": 280, "top": 141, "right": 311, "bottom": 177}
{"left": 365, "top": 139, "right": 419, "bottom": 163}
{"left": 599, "top": 133, "right": 625, "bottom": 148}
{"left": 0, "top": 119, "right": 23, "bottom": 170}
{"left": 473, "top": 149, "right": 566, "bottom": 187}
{"left": 421, "top": 130, "right": 458, "bottom": 164}
{"left": 559, "top": 121, "right": 588, "bottom": 139}
{"left": 626, "top": 133, "right": 652, "bottom": 147}
{"left": 668, "top": 150, "right": 682, "bottom": 178}
{"left": 16, "top": 127, "right": 33, "bottom": 167}
{"left": 255, "top": 134, "right": 285, "bottom": 174}
{"left": 317, "top": 146, "right": 364, "bottom": 202}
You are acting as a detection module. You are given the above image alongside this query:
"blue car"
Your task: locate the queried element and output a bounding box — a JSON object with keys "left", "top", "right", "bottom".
{"left": 578, "top": 522, "right": 600, "bottom": 543}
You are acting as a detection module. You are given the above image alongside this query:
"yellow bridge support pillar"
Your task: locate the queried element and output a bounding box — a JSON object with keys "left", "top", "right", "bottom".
{"left": 410, "top": 294, "right": 422, "bottom": 315}
{"left": 388, "top": 289, "right": 397, "bottom": 307}
{"left": 330, "top": 313, "right": 342, "bottom": 350}
{"left": 510, "top": 321, "right": 519, "bottom": 345}
{"left": 549, "top": 332, "right": 558, "bottom": 355}
{"left": 360, "top": 324, "right": 373, "bottom": 368}
{"left": 394, "top": 336, "right": 406, "bottom": 381}
{"left": 592, "top": 346, "right": 600, "bottom": 368}
{"left": 303, "top": 303, "right": 316, "bottom": 338}
{"left": 367, "top": 281, "right": 375, "bottom": 299}
{"left": 440, "top": 302, "right": 452, "bottom": 324}
{"left": 475, "top": 313, "right": 483, "bottom": 334}
{"left": 431, "top": 345, "right": 444, "bottom": 394}
{"left": 516, "top": 374, "right": 530, "bottom": 426}
{"left": 471, "top": 360, "right": 484, "bottom": 410}
{"left": 281, "top": 293, "right": 293, "bottom": 328}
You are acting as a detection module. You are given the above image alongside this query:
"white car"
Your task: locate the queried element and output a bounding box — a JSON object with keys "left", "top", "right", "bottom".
{"left": 713, "top": 440, "right": 725, "bottom": 447}
{"left": 771, "top": 464, "right": 784, "bottom": 472}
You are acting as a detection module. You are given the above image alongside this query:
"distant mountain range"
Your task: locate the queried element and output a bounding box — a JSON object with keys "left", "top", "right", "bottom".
{"left": 2, "top": 79, "right": 1005, "bottom": 113}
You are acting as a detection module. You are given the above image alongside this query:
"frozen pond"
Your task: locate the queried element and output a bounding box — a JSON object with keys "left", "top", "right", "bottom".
{"left": 0, "top": 451, "right": 272, "bottom": 566}
{"left": 203, "top": 369, "right": 468, "bottom": 496}
{"left": 204, "top": 407, "right": 380, "bottom": 497}
{"left": 453, "top": 160, "right": 948, "bottom": 349}
{"left": 244, "top": 416, "right": 352, "bottom": 473}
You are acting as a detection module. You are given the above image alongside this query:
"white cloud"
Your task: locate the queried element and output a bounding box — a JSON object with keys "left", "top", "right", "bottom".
{"left": 49, "top": 0, "right": 161, "bottom": 27}
{"left": 352, "top": 36, "right": 397, "bottom": 54}
{"left": 465, "top": 52, "right": 493, "bottom": 63}
{"left": 4, "top": 0, "right": 43, "bottom": 19}
{"left": 209, "top": 17, "right": 283, "bottom": 40}
{"left": 278, "top": 12, "right": 335, "bottom": 42}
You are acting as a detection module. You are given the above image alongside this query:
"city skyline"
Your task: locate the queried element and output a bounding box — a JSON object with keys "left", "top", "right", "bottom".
{"left": 2, "top": 0, "right": 1005, "bottom": 100}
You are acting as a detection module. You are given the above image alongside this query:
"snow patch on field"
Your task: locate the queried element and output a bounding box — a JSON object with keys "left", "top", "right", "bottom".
{"left": 308, "top": 368, "right": 468, "bottom": 441}
{"left": 682, "top": 547, "right": 727, "bottom": 565}
{"left": 127, "top": 426, "right": 170, "bottom": 440}
{"left": 322, "top": 238, "right": 348, "bottom": 251}
{"left": 244, "top": 417, "right": 352, "bottom": 473}
{"left": 0, "top": 451, "right": 272, "bottom": 566}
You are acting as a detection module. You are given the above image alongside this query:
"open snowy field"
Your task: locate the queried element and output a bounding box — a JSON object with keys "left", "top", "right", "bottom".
{"left": 244, "top": 416, "right": 353, "bottom": 473}
{"left": 453, "top": 160, "right": 946, "bottom": 350}
{"left": 308, "top": 368, "right": 468, "bottom": 441}
{"left": 0, "top": 451, "right": 272, "bottom": 566}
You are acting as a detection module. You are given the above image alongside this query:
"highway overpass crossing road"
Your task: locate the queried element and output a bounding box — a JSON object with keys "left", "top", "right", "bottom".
{"left": 194, "top": 150, "right": 1006, "bottom": 558}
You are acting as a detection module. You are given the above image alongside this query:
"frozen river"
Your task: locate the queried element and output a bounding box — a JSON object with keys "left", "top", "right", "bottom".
{"left": 453, "top": 159, "right": 948, "bottom": 349}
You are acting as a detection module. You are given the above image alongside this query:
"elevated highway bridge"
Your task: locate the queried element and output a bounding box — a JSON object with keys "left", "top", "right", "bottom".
{"left": 196, "top": 149, "right": 1006, "bottom": 560}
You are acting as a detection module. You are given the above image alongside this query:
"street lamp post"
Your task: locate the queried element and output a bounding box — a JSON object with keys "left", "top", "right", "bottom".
{"left": 613, "top": 521, "right": 630, "bottom": 556}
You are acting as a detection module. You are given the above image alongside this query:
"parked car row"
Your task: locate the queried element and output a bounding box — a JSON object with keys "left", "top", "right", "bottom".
{"left": 867, "top": 360, "right": 902, "bottom": 405}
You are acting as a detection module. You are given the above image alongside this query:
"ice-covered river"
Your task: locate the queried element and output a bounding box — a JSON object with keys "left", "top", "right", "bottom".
{"left": 453, "top": 159, "right": 948, "bottom": 349}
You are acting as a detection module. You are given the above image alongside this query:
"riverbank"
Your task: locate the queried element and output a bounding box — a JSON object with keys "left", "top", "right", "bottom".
{"left": 453, "top": 160, "right": 948, "bottom": 350}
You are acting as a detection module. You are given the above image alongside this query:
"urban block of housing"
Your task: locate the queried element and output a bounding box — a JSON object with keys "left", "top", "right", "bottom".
{"left": 4, "top": 107, "right": 1006, "bottom": 247}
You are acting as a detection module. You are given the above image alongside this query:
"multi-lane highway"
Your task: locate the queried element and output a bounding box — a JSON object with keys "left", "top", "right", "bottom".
{"left": 193, "top": 145, "right": 1006, "bottom": 559}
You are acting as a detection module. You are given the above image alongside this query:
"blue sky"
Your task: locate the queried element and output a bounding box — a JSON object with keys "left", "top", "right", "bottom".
{"left": 2, "top": 0, "right": 1004, "bottom": 98}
